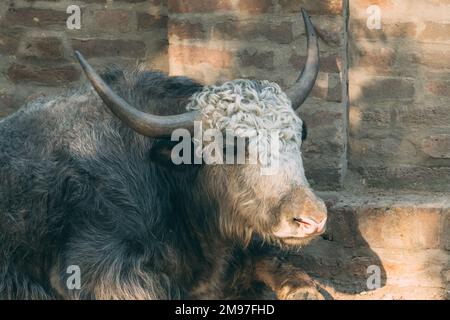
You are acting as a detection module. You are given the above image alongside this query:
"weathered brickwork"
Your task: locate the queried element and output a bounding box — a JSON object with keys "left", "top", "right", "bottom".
{"left": 0, "top": 0, "right": 168, "bottom": 116}
{"left": 349, "top": 0, "right": 450, "bottom": 191}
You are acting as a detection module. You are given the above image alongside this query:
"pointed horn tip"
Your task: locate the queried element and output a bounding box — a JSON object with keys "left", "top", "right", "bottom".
{"left": 75, "top": 51, "right": 92, "bottom": 69}
{"left": 287, "top": 8, "right": 320, "bottom": 110}
{"left": 300, "top": 8, "right": 314, "bottom": 27}
{"left": 74, "top": 51, "right": 88, "bottom": 70}
{"left": 300, "top": 8, "right": 309, "bottom": 18}
{"left": 74, "top": 50, "right": 82, "bottom": 61}
{"left": 300, "top": 8, "right": 316, "bottom": 38}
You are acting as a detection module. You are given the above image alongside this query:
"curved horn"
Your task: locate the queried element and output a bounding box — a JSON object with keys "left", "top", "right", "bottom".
{"left": 287, "top": 8, "right": 320, "bottom": 110}
{"left": 75, "top": 51, "right": 198, "bottom": 138}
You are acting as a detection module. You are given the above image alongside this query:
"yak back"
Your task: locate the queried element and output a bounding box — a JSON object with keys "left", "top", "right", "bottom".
{"left": 0, "top": 69, "right": 206, "bottom": 288}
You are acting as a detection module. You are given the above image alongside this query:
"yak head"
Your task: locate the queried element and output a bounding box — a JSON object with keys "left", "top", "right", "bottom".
{"left": 75, "top": 9, "right": 327, "bottom": 247}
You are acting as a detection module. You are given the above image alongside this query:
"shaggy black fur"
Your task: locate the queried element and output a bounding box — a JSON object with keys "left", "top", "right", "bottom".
{"left": 0, "top": 69, "right": 285, "bottom": 299}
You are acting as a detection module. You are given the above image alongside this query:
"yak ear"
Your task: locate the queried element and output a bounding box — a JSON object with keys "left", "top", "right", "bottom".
{"left": 301, "top": 121, "right": 308, "bottom": 141}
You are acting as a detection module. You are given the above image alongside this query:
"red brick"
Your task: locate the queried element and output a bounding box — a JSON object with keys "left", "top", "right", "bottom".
{"left": 25, "top": 0, "right": 142, "bottom": 1}
{"left": 262, "top": 22, "right": 293, "bottom": 44}
{"left": 137, "top": 13, "right": 168, "bottom": 30}
{"left": 170, "top": 45, "right": 232, "bottom": 69}
{"left": 71, "top": 39, "right": 146, "bottom": 58}
{"left": 214, "top": 20, "right": 293, "bottom": 44}
{"left": 352, "top": 20, "right": 417, "bottom": 39}
{"left": 19, "top": 37, "right": 66, "bottom": 61}
{"left": 7, "top": 63, "right": 80, "bottom": 86}
{"left": 279, "top": 0, "right": 343, "bottom": 15}
{"left": 0, "top": 28, "right": 22, "bottom": 55}
{"left": 351, "top": 45, "right": 395, "bottom": 72}
{"left": 303, "top": 131, "right": 345, "bottom": 158}
{"left": 320, "top": 197, "right": 446, "bottom": 250}
{"left": 169, "top": 20, "right": 205, "bottom": 40}
{"left": 314, "top": 25, "right": 343, "bottom": 46}
{"left": 427, "top": 81, "right": 450, "bottom": 97}
{"left": 67, "top": 0, "right": 105, "bottom": 3}
{"left": 301, "top": 110, "right": 343, "bottom": 127}
{"left": 358, "top": 78, "right": 415, "bottom": 101}
{"left": 237, "top": 0, "right": 274, "bottom": 15}
{"left": 444, "top": 211, "right": 450, "bottom": 250}
{"left": 238, "top": 49, "right": 274, "bottom": 71}
{"left": 3, "top": 8, "right": 67, "bottom": 28}
{"left": 413, "top": 50, "right": 450, "bottom": 69}
{"left": 350, "top": 106, "right": 391, "bottom": 129}
{"left": 303, "top": 167, "right": 342, "bottom": 190}
{"left": 421, "top": 135, "right": 450, "bottom": 159}
{"left": 63, "top": 0, "right": 147, "bottom": 2}
{"left": 168, "top": 0, "right": 232, "bottom": 13}
{"left": 350, "top": 137, "right": 420, "bottom": 165}
{"left": 73, "top": 0, "right": 148, "bottom": 2}
{"left": 210, "top": 20, "right": 293, "bottom": 44}
{"left": 211, "top": 20, "right": 238, "bottom": 40}
{"left": 352, "top": 0, "right": 394, "bottom": 10}
{"left": 290, "top": 53, "right": 341, "bottom": 73}
{"left": 358, "top": 207, "right": 442, "bottom": 250}
{"left": 95, "top": 10, "right": 131, "bottom": 33}
{"left": 312, "top": 84, "right": 342, "bottom": 102}
{"left": 419, "top": 22, "right": 450, "bottom": 42}
{"left": 393, "top": 104, "right": 450, "bottom": 128}
{"left": 358, "top": 166, "right": 450, "bottom": 191}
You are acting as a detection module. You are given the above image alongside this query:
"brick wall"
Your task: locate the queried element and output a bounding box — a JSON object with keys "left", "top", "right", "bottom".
{"left": 349, "top": 0, "right": 450, "bottom": 191}
{"left": 0, "top": 0, "right": 168, "bottom": 116}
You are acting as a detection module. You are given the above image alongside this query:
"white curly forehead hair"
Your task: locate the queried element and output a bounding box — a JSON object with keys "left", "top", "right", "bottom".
{"left": 186, "top": 79, "right": 304, "bottom": 153}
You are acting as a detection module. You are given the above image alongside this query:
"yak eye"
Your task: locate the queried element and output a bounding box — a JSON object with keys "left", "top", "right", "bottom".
{"left": 301, "top": 121, "right": 308, "bottom": 141}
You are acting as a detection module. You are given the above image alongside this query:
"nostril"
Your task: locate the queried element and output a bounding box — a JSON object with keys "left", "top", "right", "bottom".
{"left": 294, "top": 217, "right": 316, "bottom": 224}
{"left": 293, "top": 217, "right": 312, "bottom": 227}
{"left": 293, "top": 216, "right": 327, "bottom": 235}
{"left": 294, "top": 217, "right": 315, "bottom": 228}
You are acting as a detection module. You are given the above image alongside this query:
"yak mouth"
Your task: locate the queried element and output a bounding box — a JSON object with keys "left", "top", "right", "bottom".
{"left": 271, "top": 216, "right": 327, "bottom": 246}
{"left": 272, "top": 218, "right": 327, "bottom": 247}
{"left": 276, "top": 235, "right": 318, "bottom": 247}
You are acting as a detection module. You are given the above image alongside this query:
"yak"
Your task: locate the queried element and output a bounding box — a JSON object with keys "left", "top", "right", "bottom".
{"left": 0, "top": 9, "right": 327, "bottom": 299}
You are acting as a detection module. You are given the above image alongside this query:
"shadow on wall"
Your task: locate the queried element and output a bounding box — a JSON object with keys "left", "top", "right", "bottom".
{"left": 347, "top": 2, "right": 450, "bottom": 192}
{"left": 287, "top": 196, "right": 387, "bottom": 298}
{"left": 332, "top": 0, "right": 449, "bottom": 298}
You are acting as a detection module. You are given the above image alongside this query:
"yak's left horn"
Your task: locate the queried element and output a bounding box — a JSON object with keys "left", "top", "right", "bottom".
{"left": 287, "top": 8, "right": 320, "bottom": 110}
{"left": 75, "top": 51, "right": 198, "bottom": 138}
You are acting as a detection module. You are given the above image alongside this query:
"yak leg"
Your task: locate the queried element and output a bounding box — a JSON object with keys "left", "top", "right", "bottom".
{"left": 254, "top": 256, "right": 325, "bottom": 300}
{"left": 54, "top": 256, "right": 178, "bottom": 300}
{"left": 52, "top": 235, "right": 180, "bottom": 300}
